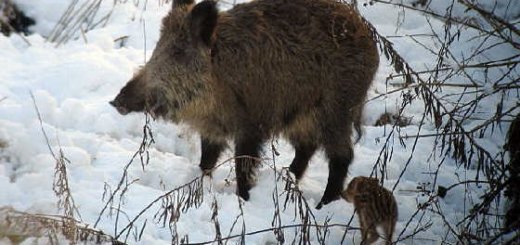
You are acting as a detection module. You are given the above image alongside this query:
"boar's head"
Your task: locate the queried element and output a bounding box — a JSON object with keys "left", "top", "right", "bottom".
{"left": 110, "top": 0, "right": 218, "bottom": 120}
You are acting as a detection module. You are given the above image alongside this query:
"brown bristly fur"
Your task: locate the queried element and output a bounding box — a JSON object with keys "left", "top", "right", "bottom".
{"left": 111, "top": 0, "right": 379, "bottom": 207}
{"left": 342, "top": 176, "right": 398, "bottom": 245}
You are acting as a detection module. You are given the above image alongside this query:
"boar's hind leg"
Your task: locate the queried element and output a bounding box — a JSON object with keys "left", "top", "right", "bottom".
{"left": 234, "top": 133, "right": 263, "bottom": 201}
{"left": 316, "top": 118, "right": 354, "bottom": 209}
{"left": 289, "top": 140, "right": 317, "bottom": 180}
{"left": 199, "top": 137, "right": 226, "bottom": 173}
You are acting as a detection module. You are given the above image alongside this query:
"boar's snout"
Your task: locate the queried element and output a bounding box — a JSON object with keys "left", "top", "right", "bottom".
{"left": 109, "top": 99, "right": 130, "bottom": 115}
{"left": 110, "top": 75, "right": 146, "bottom": 116}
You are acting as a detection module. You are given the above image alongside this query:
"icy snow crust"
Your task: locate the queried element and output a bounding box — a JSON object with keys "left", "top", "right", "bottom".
{"left": 0, "top": 0, "right": 517, "bottom": 244}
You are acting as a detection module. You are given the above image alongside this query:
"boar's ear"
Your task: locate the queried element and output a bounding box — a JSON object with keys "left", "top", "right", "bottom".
{"left": 189, "top": 0, "right": 218, "bottom": 47}
{"left": 173, "top": 0, "right": 194, "bottom": 9}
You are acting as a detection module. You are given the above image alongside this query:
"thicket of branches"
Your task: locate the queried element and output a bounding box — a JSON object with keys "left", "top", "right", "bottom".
{"left": 354, "top": 0, "right": 519, "bottom": 243}
{"left": 1, "top": 0, "right": 518, "bottom": 244}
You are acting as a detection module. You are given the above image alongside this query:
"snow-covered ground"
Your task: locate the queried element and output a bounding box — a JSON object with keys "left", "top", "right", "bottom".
{"left": 0, "top": 0, "right": 518, "bottom": 244}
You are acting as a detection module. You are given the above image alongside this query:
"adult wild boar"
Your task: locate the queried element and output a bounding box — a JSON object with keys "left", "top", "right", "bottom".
{"left": 110, "top": 0, "right": 379, "bottom": 208}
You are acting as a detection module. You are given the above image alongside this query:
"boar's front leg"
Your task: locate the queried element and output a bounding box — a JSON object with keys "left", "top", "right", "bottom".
{"left": 234, "top": 132, "right": 263, "bottom": 201}
{"left": 199, "top": 137, "right": 226, "bottom": 174}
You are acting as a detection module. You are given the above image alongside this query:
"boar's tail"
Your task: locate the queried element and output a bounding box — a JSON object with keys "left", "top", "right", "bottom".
{"left": 353, "top": 117, "right": 362, "bottom": 144}
{"left": 352, "top": 105, "right": 363, "bottom": 144}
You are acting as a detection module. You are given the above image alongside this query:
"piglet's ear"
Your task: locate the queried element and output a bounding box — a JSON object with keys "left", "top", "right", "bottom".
{"left": 189, "top": 0, "right": 218, "bottom": 47}
{"left": 173, "top": 0, "right": 194, "bottom": 9}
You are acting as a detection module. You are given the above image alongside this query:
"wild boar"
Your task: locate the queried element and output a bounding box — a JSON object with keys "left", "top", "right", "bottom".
{"left": 110, "top": 0, "right": 379, "bottom": 208}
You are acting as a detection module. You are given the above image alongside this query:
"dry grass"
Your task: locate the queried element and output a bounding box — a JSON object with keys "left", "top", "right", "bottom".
{"left": 0, "top": 206, "right": 123, "bottom": 245}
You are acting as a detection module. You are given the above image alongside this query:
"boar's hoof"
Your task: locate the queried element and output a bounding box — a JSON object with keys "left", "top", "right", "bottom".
{"left": 288, "top": 164, "right": 304, "bottom": 180}
{"left": 316, "top": 190, "right": 341, "bottom": 209}
{"left": 237, "top": 184, "right": 251, "bottom": 201}
{"left": 316, "top": 202, "right": 323, "bottom": 210}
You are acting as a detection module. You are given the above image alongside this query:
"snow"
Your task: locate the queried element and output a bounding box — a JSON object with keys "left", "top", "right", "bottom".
{"left": 0, "top": 0, "right": 518, "bottom": 244}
